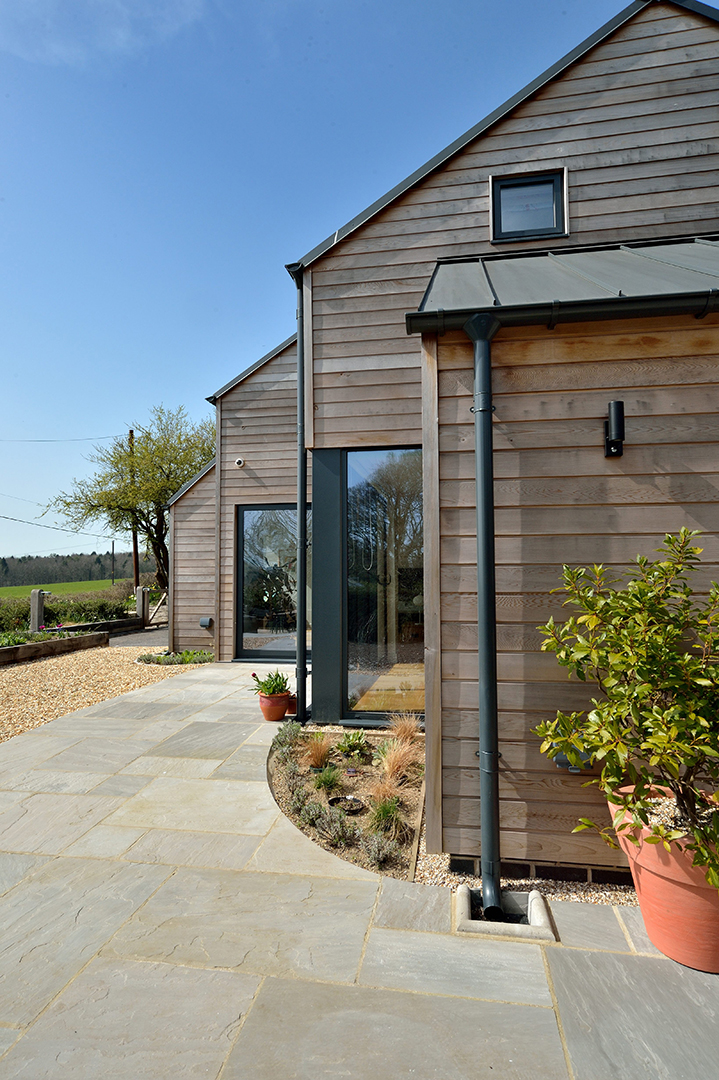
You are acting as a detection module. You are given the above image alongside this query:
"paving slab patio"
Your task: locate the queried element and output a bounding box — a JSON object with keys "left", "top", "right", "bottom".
{"left": 0, "top": 658, "right": 716, "bottom": 1079}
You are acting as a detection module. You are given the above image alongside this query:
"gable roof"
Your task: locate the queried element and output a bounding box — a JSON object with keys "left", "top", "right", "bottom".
{"left": 288, "top": 0, "right": 719, "bottom": 275}
{"left": 206, "top": 334, "right": 297, "bottom": 405}
{"left": 166, "top": 459, "right": 216, "bottom": 508}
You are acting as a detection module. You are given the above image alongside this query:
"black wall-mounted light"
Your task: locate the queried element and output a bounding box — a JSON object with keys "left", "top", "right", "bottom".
{"left": 604, "top": 400, "right": 625, "bottom": 458}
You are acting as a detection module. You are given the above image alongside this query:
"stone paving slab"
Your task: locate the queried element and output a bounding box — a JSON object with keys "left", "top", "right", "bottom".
{"left": 123, "top": 827, "right": 261, "bottom": 870}
{"left": 28, "top": 718, "right": 153, "bottom": 740}
{"left": 0, "top": 793, "right": 125, "bottom": 854}
{"left": 0, "top": 1030, "right": 20, "bottom": 1056}
{"left": 0, "top": 857, "right": 171, "bottom": 1026}
{"left": 617, "top": 905, "right": 664, "bottom": 956}
{"left": 145, "top": 720, "right": 255, "bottom": 759}
{"left": 102, "top": 867, "right": 379, "bottom": 982}
{"left": 247, "top": 813, "right": 377, "bottom": 880}
{"left": 550, "top": 899, "right": 631, "bottom": 952}
{"left": 374, "top": 877, "right": 452, "bottom": 934}
{"left": 224, "top": 976, "right": 569, "bottom": 1080}
{"left": 0, "top": 853, "right": 48, "bottom": 896}
{"left": 547, "top": 947, "right": 719, "bottom": 1080}
{"left": 360, "top": 927, "right": 552, "bottom": 1006}
{"left": 0, "top": 958, "right": 258, "bottom": 1079}
{"left": 104, "top": 776, "right": 280, "bottom": 833}
{"left": 212, "top": 742, "right": 274, "bottom": 781}
{"left": 62, "top": 825, "right": 147, "bottom": 859}
{"left": 7, "top": 769, "right": 111, "bottom": 794}
{"left": 122, "top": 754, "right": 220, "bottom": 778}
{"left": 90, "top": 774, "right": 153, "bottom": 798}
{"left": 35, "top": 737, "right": 154, "bottom": 774}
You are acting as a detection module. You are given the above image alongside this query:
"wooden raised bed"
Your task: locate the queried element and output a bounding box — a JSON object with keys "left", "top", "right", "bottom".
{"left": 0, "top": 632, "right": 109, "bottom": 667}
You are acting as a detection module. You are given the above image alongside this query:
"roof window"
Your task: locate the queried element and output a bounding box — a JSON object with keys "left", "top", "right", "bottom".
{"left": 491, "top": 170, "right": 567, "bottom": 242}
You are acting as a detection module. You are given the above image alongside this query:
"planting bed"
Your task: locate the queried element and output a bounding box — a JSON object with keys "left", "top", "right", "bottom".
{"left": 269, "top": 719, "right": 425, "bottom": 878}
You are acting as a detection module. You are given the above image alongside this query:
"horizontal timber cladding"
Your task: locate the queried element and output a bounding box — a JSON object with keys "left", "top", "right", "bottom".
{"left": 433, "top": 313, "right": 719, "bottom": 865}
{"left": 308, "top": 4, "right": 719, "bottom": 450}
{"left": 170, "top": 465, "right": 216, "bottom": 653}
{"left": 216, "top": 339, "right": 311, "bottom": 662}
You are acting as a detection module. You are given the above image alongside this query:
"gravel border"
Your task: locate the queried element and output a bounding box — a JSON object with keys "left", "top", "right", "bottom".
{"left": 0, "top": 645, "right": 207, "bottom": 743}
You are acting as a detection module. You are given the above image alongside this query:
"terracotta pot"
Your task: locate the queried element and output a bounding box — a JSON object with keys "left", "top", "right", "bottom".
{"left": 286, "top": 695, "right": 297, "bottom": 716}
{"left": 609, "top": 792, "right": 719, "bottom": 972}
{"left": 258, "top": 692, "right": 290, "bottom": 723}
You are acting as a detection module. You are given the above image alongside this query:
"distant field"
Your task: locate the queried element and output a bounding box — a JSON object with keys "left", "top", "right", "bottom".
{"left": 0, "top": 579, "right": 115, "bottom": 598}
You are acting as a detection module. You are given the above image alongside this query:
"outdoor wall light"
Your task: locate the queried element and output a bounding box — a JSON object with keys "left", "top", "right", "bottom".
{"left": 604, "top": 400, "right": 625, "bottom": 458}
{"left": 235, "top": 458, "right": 245, "bottom": 468}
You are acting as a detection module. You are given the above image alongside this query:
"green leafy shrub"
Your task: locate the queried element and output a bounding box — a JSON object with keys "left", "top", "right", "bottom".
{"left": 313, "top": 765, "right": 341, "bottom": 793}
{"left": 0, "top": 599, "right": 31, "bottom": 632}
{"left": 299, "top": 800, "right": 324, "bottom": 828}
{"left": 136, "top": 650, "right": 214, "bottom": 666}
{"left": 289, "top": 785, "right": 309, "bottom": 815}
{"left": 336, "top": 729, "right": 368, "bottom": 758}
{"left": 0, "top": 629, "right": 71, "bottom": 647}
{"left": 360, "top": 833, "right": 400, "bottom": 867}
{"left": 535, "top": 529, "right": 719, "bottom": 888}
{"left": 314, "top": 804, "right": 360, "bottom": 847}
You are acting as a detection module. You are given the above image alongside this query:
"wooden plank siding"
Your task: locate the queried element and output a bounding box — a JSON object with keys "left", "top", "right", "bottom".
{"left": 308, "top": 3, "right": 719, "bottom": 456}
{"left": 169, "top": 465, "right": 217, "bottom": 653}
{"left": 434, "top": 313, "right": 719, "bottom": 863}
{"left": 215, "top": 340, "right": 311, "bottom": 661}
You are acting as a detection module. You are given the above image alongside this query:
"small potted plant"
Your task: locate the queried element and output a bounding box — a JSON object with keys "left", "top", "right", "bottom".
{"left": 251, "top": 670, "right": 292, "bottom": 722}
{"left": 535, "top": 529, "right": 719, "bottom": 971}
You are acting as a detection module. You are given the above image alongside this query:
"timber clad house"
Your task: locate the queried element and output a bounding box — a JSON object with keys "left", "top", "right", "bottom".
{"left": 168, "top": 0, "right": 719, "bottom": 877}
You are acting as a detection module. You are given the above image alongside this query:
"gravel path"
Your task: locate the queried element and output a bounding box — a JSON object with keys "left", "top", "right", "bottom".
{"left": 0, "top": 645, "right": 205, "bottom": 743}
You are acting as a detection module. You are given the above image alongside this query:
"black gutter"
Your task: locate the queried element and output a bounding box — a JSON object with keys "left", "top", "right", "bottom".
{"left": 464, "top": 314, "right": 503, "bottom": 920}
{"left": 286, "top": 263, "right": 308, "bottom": 724}
{"left": 406, "top": 289, "right": 719, "bottom": 336}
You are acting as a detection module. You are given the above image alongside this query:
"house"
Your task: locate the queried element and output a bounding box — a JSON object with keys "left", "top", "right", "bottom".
{"left": 169, "top": 0, "right": 719, "bottom": 880}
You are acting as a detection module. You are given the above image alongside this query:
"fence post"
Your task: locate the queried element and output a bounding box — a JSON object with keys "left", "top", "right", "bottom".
{"left": 135, "top": 587, "right": 150, "bottom": 626}
{"left": 30, "top": 589, "right": 45, "bottom": 633}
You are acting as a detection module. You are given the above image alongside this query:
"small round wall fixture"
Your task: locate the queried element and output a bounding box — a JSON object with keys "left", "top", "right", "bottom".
{"left": 235, "top": 457, "right": 245, "bottom": 468}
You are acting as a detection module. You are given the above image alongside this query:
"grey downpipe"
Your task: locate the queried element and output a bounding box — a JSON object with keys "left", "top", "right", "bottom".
{"left": 287, "top": 263, "right": 308, "bottom": 723}
{"left": 464, "top": 313, "right": 502, "bottom": 919}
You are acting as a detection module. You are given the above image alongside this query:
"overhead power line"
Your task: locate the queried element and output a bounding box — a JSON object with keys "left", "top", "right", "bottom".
{"left": 0, "top": 513, "right": 113, "bottom": 540}
{"left": 0, "top": 491, "right": 44, "bottom": 507}
{"left": 0, "top": 435, "right": 123, "bottom": 443}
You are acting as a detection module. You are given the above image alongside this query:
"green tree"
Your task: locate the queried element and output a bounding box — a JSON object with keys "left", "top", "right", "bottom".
{"left": 48, "top": 405, "right": 215, "bottom": 591}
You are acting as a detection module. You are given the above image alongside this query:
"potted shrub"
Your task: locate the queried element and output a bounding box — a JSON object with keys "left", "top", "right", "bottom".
{"left": 535, "top": 529, "right": 719, "bottom": 971}
{"left": 251, "top": 670, "right": 292, "bottom": 722}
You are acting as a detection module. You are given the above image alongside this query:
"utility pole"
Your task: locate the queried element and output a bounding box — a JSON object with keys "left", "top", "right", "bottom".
{"left": 129, "top": 429, "right": 140, "bottom": 589}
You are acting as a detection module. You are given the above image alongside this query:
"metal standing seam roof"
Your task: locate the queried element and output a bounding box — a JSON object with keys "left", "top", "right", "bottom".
{"left": 166, "top": 459, "right": 216, "bottom": 508}
{"left": 287, "top": 0, "right": 719, "bottom": 274}
{"left": 405, "top": 238, "right": 719, "bottom": 334}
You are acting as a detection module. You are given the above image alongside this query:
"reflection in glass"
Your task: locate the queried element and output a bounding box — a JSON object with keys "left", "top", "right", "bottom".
{"left": 347, "top": 449, "right": 424, "bottom": 713}
{"left": 241, "top": 507, "right": 311, "bottom": 655}
{"left": 500, "top": 181, "right": 555, "bottom": 234}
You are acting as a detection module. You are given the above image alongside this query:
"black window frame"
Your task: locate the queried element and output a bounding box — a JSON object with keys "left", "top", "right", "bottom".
{"left": 234, "top": 502, "right": 310, "bottom": 663}
{"left": 490, "top": 169, "right": 567, "bottom": 243}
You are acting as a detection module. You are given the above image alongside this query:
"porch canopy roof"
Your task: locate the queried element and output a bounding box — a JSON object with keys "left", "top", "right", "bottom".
{"left": 405, "top": 237, "right": 719, "bottom": 335}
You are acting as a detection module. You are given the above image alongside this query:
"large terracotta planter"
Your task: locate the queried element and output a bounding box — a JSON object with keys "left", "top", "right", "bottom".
{"left": 609, "top": 794, "right": 719, "bottom": 972}
{"left": 258, "top": 692, "right": 290, "bottom": 723}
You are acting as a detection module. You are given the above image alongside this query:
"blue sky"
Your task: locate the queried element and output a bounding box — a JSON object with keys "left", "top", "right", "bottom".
{"left": 1, "top": 0, "right": 624, "bottom": 558}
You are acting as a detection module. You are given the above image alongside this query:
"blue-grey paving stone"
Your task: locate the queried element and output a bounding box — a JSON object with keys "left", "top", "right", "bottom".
{"left": 0, "top": 735, "right": 80, "bottom": 770}
{"left": 28, "top": 718, "right": 149, "bottom": 740}
{"left": 360, "top": 927, "right": 551, "bottom": 1006}
{"left": 0, "top": 858, "right": 170, "bottom": 1026}
{"left": 0, "top": 793, "right": 124, "bottom": 854}
{"left": 0, "top": 854, "right": 48, "bottom": 897}
{"left": 374, "top": 878, "right": 451, "bottom": 934}
{"left": 35, "top": 738, "right": 152, "bottom": 774}
{"left": 224, "top": 977, "right": 569, "bottom": 1080}
{"left": 145, "top": 721, "right": 256, "bottom": 760}
{"left": 618, "top": 905, "right": 663, "bottom": 956}
{"left": 123, "top": 828, "right": 261, "bottom": 870}
{"left": 8, "top": 770, "right": 110, "bottom": 795}
{"left": 89, "top": 774, "right": 152, "bottom": 798}
{"left": 548, "top": 948, "right": 719, "bottom": 1080}
{"left": 549, "top": 900, "right": 631, "bottom": 952}
{"left": 81, "top": 700, "right": 175, "bottom": 721}
{"left": 102, "top": 868, "right": 378, "bottom": 982}
{"left": 0, "top": 1028, "right": 20, "bottom": 1056}
{"left": 0, "top": 958, "right": 259, "bottom": 1079}
{"left": 211, "top": 744, "right": 269, "bottom": 781}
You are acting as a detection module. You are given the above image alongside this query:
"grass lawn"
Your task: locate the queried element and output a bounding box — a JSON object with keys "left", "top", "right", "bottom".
{"left": 0, "top": 579, "right": 116, "bottom": 598}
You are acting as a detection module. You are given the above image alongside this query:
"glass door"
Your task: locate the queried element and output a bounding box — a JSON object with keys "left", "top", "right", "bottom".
{"left": 346, "top": 449, "right": 424, "bottom": 714}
